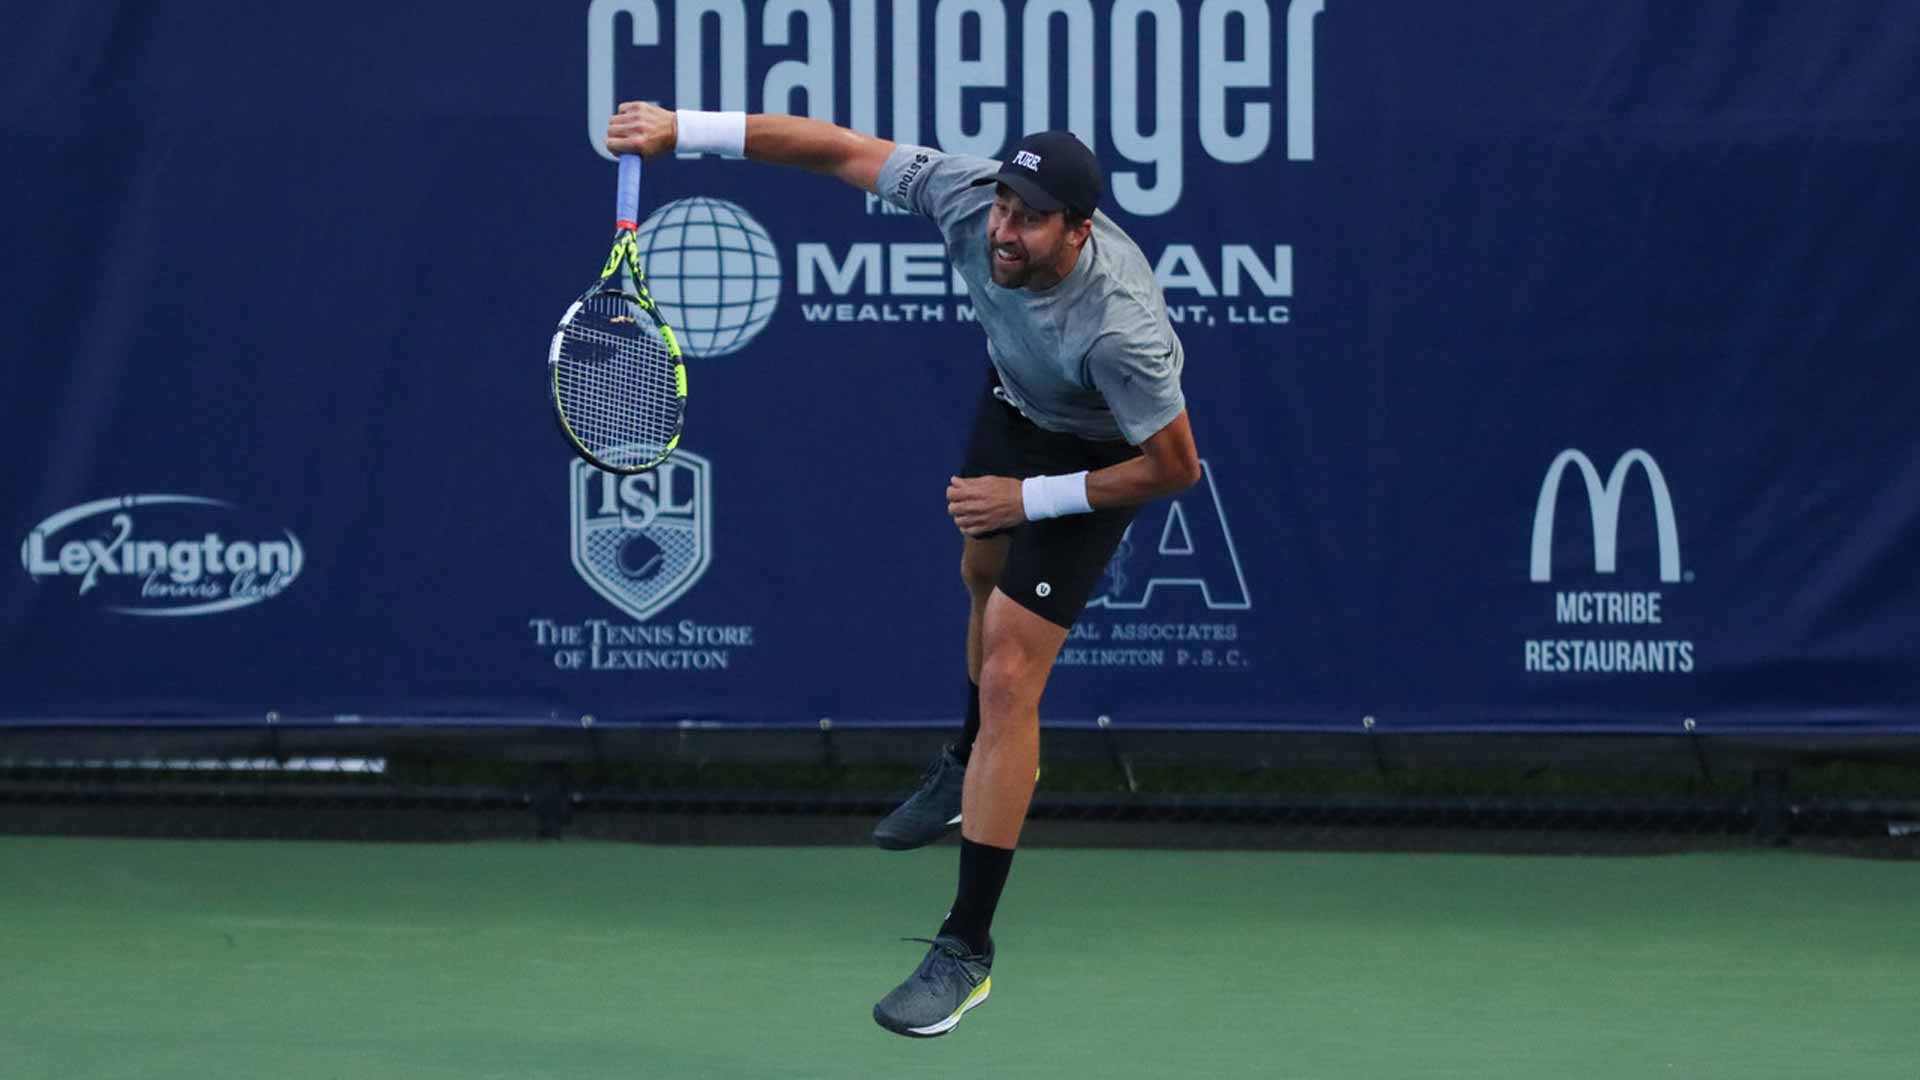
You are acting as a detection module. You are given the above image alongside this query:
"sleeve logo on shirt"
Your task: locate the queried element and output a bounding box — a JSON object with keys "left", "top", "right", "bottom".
{"left": 894, "top": 152, "right": 931, "bottom": 199}
{"left": 1012, "top": 150, "right": 1043, "bottom": 171}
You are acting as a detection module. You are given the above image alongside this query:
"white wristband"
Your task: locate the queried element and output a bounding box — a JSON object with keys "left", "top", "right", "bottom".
{"left": 1021, "top": 471, "right": 1093, "bottom": 521}
{"left": 674, "top": 109, "right": 747, "bottom": 157}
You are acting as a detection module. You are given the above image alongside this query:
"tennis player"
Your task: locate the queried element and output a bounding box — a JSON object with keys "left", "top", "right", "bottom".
{"left": 607, "top": 104, "right": 1199, "bottom": 1038}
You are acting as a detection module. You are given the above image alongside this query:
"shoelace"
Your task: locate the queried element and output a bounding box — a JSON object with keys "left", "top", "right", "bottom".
{"left": 906, "top": 751, "right": 953, "bottom": 795}
{"left": 902, "top": 936, "right": 986, "bottom": 963}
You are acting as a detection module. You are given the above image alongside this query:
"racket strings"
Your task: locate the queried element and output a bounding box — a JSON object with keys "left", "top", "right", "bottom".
{"left": 554, "top": 293, "right": 682, "bottom": 470}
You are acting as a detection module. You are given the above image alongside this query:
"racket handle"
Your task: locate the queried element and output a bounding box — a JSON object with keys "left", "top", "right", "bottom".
{"left": 616, "top": 154, "right": 642, "bottom": 230}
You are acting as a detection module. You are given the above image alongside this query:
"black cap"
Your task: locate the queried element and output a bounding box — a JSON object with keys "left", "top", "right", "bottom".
{"left": 969, "top": 131, "right": 1102, "bottom": 217}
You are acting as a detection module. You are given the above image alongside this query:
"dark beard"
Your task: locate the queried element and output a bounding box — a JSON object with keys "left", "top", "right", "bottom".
{"left": 990, "top": 261, "right": 1034, "bottom": 288}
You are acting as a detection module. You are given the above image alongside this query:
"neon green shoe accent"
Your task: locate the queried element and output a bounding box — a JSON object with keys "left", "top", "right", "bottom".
{"left": 908, "top": 976, "right": 991, "bottom": 1037}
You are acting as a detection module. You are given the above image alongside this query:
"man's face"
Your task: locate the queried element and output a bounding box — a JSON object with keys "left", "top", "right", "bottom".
{"left": 985, "top": 186, "right": 1078, "bottom": 289}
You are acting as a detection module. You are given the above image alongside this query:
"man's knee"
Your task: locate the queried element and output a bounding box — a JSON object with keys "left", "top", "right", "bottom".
{"left": 976, "top": 642, "right": 1047, "bottom": 737}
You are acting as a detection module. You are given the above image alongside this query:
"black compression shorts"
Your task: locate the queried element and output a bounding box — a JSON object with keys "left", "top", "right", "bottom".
{"left": 959, "top": 369, "right": 1142, "bottom": 628}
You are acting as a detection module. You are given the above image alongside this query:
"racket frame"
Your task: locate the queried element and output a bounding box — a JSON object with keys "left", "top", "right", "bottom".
{"left": 549, "top": 154, "right": 687, "bottom": 476}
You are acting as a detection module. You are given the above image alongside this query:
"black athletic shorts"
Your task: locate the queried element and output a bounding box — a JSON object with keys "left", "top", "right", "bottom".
{"left": 959, "top": 369, "right": 1142, "bottom": 628}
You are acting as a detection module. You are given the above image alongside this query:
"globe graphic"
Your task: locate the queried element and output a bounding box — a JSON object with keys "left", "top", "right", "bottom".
{"left": 632, "top": 197, "right": 782, "bottom": 358}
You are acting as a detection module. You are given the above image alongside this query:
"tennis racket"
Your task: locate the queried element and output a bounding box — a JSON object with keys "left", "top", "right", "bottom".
{"left": 549, "top": 154, "right": 686, "bottom": 474}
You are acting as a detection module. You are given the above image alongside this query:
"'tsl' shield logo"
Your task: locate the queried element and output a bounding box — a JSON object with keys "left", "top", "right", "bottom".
{"left": 570, "top": 451, "right": 713, "bottom": 622}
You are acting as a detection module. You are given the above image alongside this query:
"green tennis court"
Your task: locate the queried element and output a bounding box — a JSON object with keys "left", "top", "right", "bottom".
{"left": 2, "top": 837, "right": 1913, "bottom": 1078}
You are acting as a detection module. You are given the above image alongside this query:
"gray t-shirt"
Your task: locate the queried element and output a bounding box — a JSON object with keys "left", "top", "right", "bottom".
{"left": 878, "top": 145, "right": 1186, "bottom": 445}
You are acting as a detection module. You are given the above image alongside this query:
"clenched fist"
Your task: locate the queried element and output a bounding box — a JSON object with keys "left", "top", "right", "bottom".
{"left": 947, "top": 475, "right": 1026, "bottom": 537}
{"left": 606, "top": 101, "right": 677, "bottom": 157}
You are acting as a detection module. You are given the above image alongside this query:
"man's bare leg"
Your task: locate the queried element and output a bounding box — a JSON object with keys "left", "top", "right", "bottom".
{"left": 961, "top": 535, "right": 1010, "bottom": 683}
{"left": 953, "top": 534, "right": 1011, "bottom": 762}
{"left": 960, "top": 588, "right": 1067, "bottom": 847}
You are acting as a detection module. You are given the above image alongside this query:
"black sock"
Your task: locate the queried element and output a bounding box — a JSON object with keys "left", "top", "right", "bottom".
{"left": 953, "top": 680, "right": 981, "bottom": 764}
{"left": 938, "top": 837, "right": 1014, "bottom": 956}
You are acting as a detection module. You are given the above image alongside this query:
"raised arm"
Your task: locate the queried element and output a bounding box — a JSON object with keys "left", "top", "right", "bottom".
{"left": 606, "top": 103, "right": 895, "bottom": 193}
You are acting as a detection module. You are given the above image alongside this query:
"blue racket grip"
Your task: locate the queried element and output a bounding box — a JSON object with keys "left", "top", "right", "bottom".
{"left": 617, "top": 154, "right": 642, "bottom": 228}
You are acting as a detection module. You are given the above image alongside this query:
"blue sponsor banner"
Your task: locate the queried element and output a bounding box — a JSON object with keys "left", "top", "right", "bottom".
{"left": 2, "top": 3, "right": 1916, "bottom": 733}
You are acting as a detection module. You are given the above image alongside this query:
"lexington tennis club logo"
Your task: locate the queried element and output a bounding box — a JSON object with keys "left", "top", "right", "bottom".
{"left": 1524, "top": 449, "right": 1695, "bottom": 675}
{"left": 1058, "top": 460, "right": 1254, "bottom": 673}
{"left": 527, "top": 450, "right": 758, "bottom": 673}
{"left": 20, "top": 495, "right": 303, "bottom": 616}
{"left": 588, "top": 0, "right": 1324, "bottom": 334}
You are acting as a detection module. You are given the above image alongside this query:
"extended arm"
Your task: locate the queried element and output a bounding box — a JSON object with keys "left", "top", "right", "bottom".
{"left": 606, "top": 103, "right": 894, "bottom": 193}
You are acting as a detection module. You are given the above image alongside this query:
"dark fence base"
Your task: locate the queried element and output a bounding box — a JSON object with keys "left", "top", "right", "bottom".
{"left": 4, "top": 726, "right": 1919, "bottom": 855}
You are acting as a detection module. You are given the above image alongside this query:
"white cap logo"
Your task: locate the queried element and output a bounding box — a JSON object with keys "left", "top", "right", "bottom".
{"left": 1035, "top": 582, "right": 1052, "bottom": 598}
{"left": 1012, "top": 150, "right": 1043, "bottom": 171}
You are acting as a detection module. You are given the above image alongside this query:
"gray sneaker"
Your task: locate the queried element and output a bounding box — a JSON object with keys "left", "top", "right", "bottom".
{"left": 871, "top": 744, "right": 966, "bottom": 851}
{"left": 872, "top": 935, "right": 993, "bottom": 1038}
